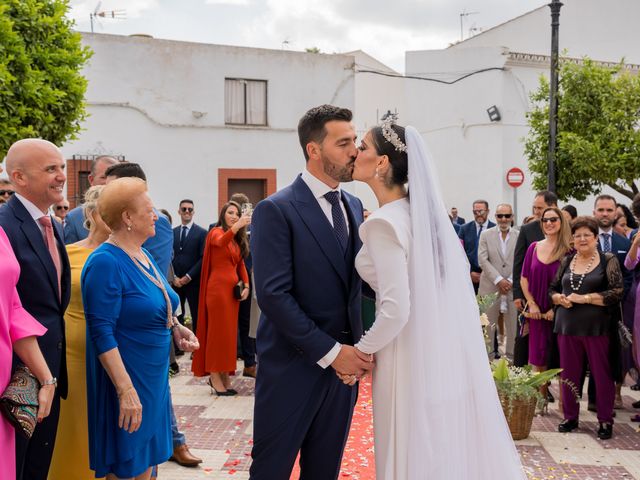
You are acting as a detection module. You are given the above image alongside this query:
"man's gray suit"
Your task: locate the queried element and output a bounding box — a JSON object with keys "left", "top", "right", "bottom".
{"left": 478, "top": 226, "right": 519, "bottom": 358}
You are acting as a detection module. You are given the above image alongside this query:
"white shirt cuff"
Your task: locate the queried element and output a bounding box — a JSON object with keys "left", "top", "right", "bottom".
{"left": 317, "top": 342, "right": 341, "bottom": 369}
{"left": 493, "top": 275, "right": 504, "bottom": 285}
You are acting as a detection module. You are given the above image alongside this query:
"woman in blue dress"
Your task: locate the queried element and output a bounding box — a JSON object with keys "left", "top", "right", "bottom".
{"left": 82, "top": 177, "right": 198, "bottom": 479}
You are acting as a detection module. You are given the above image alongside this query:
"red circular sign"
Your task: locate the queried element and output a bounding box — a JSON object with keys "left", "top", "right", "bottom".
{"left": 506, "top": 167, "right": 525, "bottom": 188}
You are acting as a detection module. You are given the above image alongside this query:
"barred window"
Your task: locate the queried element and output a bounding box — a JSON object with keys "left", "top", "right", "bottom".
{"left": 225, "top": 78, "right": 267, "bottom": 126}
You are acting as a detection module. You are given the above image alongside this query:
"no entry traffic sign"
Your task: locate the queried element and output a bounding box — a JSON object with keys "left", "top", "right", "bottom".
{"left": 506, "top": 167, "right": 525, "bottom": 188}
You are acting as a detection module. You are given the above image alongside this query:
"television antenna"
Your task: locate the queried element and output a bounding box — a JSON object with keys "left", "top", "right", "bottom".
{"left": 459, "top": 10, "right": 479, "bottom": 41}
{"left": 90, "top": 2, "right": 127, "bottom": 33}
{"left": 281, "top": 38, "right": 292, "bottom": 50}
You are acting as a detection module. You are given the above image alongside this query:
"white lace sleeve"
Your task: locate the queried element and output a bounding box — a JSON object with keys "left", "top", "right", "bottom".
{"left": 355, "top": 218, "right": 410, "bottom": 354}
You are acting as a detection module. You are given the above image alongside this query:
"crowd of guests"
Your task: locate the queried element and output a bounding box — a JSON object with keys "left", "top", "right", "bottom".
{"left": 456, "top": 191, "right": 640, "bottom": 440}
{"left": 2, "top": 132, "right": 640, "bottom": 479}
{"left": 0, "top": 139, "right": 256, "bottom": 480}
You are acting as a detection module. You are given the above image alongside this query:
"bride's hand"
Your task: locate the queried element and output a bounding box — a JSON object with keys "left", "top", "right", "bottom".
{"left": 336, "top": 371, "right": 358, "bottom": 386}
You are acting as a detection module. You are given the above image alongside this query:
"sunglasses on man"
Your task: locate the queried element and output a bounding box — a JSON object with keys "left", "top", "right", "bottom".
{"left": 495, "top": 214, "right": 512, "bottom": 219}
{"left": 55, "top": 205, "right": 69, "bottom": 211}
{"left": 0, "top": 190, "right": 14, "bottom": 196}
{"left": 181, "top": 207, "right": 194, "bottom": 213}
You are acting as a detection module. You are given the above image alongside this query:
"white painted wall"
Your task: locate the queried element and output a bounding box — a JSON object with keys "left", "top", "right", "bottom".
{"left": 62, "top": 33, "right": 356, "bottom": 225}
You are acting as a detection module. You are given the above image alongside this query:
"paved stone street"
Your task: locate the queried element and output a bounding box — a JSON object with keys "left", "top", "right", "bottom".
{"left": 160, "top": 357, "right": 640, "bottom": 479}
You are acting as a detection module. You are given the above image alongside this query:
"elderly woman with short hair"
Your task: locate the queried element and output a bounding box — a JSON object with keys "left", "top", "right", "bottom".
{"left": 550, "top": 216, "right": 624, "bottom": 440}
{"left": 82, "top": 177, "right": 198, "bottom": 480}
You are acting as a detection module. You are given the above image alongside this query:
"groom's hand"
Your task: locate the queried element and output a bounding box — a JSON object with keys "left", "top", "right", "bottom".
{"left": 331, "top": 345, "right": 374, "bottom": 378}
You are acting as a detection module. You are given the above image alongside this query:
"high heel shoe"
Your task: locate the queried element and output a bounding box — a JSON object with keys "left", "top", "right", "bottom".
{"left": 207, "top": 379, "right": 237, "bottom": 396}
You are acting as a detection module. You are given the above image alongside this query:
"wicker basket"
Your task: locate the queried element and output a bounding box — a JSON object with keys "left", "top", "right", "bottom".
{"left": 499, "top": 394, "right": 537, "bottom": 440}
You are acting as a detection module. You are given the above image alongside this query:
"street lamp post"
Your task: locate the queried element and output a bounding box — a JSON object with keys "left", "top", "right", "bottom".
{"left": 547, "top": 0, "right": 563, "bottom": 193}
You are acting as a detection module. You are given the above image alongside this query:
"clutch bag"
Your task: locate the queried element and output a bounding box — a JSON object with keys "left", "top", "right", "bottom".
{"left": 233, "top": 280, "right": 245, "bottom": 300}
{"left": 0, "top": 365, "right": 40, "bottom": 438}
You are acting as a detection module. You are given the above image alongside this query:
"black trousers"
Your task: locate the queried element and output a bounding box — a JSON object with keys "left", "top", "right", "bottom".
{"left": 15, "top": 392, "right": 61, "bottom": 480}
{"left": 238, "top": 277, "right": 256, "bottom": 367}
{"left": 176, "top": 281, "right": 200, "bottom": 334}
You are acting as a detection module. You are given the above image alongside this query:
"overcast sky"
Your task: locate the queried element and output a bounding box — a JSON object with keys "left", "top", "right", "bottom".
{"left": 68, "top": 0, "right": 547, "bottom": 72}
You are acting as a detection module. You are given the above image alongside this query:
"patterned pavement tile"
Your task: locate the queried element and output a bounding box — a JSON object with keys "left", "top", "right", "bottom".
{"left": 160, "top": 358, "right": 640, "bottom": 479}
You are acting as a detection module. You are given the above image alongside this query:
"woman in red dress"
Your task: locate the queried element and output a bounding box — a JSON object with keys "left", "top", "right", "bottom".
{"left": 192, "top": 201, "right": 250, "bottom": 395}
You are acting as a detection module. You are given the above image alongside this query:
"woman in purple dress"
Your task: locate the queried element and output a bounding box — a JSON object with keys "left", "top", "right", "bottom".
{"left": 520, "top": 207, "right": 572, "bottom": 400}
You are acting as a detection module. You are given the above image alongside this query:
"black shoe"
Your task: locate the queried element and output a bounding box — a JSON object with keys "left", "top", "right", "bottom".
{"left": 546, "top": 390, "right": 555, "bottom": 403}
{"left": 175, "top": 350, "right": 185, "bottom": 357}
{"left": 207, "top": 379, "right": 237, "bottom": 396}
{"left": 597, "top": 422, "right": 613, "bottom": 440}
{"left": 558, "top": 419, "right": 579, "bottom": 433}
{"left": 633, "top": 400, "right": 640, "bottom": 409}
{"left": 169, "top": 362, "right": 179, "bottom": 376}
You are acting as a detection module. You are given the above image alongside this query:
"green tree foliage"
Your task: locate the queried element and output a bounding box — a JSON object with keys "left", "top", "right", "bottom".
{"left": 0, "top": 0, "right": 91, "bottom": 155}
{"left": 524, "top": 58, "right": 640, "bottom": 201}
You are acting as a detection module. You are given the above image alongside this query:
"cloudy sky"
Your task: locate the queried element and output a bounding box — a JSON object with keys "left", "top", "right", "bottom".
{"left": 68, "top": 0, "right": 547, "bottom": 72}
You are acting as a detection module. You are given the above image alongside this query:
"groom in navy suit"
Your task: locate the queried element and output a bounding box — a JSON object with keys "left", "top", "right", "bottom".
{"left": 249, "top": 105, "right": 373, "bottom": 479}
{"left": 0, "top": 139, "right": 71, "bottom": 480}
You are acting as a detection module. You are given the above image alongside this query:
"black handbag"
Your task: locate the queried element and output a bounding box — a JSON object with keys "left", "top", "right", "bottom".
{"left": 0, "top": 365, "right": 40, "bottom": 438}
{"left": 233, "top": 280, "right": 245, "bottom": 300}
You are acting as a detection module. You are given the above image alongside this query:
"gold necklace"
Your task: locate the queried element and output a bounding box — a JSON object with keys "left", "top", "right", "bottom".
{"left": 110, "top": 237, "right": 173, "bottom": 328}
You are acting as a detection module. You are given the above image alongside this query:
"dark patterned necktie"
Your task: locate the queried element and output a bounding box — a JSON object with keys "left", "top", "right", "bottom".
{"left": 601, "top": 233, "right": 611, "bottom": 253}
{"left": 324, "top": 191, "right": 348, "bottom": 252}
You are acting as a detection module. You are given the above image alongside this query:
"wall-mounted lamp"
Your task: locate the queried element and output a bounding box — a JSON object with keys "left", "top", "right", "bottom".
{"left": 487, "top": 105, "right": 501, "bottom": 122}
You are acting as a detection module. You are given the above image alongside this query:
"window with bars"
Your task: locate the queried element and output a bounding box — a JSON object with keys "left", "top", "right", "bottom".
{"left": 225, "top": 78, "right": 268, "bottom": 126}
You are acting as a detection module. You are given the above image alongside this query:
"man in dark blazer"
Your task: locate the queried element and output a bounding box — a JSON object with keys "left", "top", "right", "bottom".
{"left": 172, "top": 199, "right": 207, "bottom": 334}
{"left": 1, "top": 139, "right": 71, "bottom": 480}
{"left": 512, "top": 190, "right": 557, "bottom": 367}
{"left": 249, "top": 105, "right": 372, "bottom": 479}
{"left": 450, "top": 207, "right": 465, "bottom": 225}
{"left": 458, "top": 200, "right": 495, "bottom": 294}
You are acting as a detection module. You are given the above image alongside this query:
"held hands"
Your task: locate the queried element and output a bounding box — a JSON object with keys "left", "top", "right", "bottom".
{"left": 117, "top": 384, "right": 142, "bottom": 433}
{"left": 566, "top": 293, "right": 589, "bottom": 305}
{"left": 497, "top": 279, "right": 512, "bottom": 295}
{"left": 172, "top": 323, "right": 200, "bottom": 352}
{"left": 554, "top": 293, "right": 573, "bottom": 309}
{"left": 36, "top": 384, "right": 55, "bottom": 422}
{"left": 332, "top": 346, "right": 374, "bottom": 386}
{"left": 528, "top": 302, "right": 541, "bottom": 320}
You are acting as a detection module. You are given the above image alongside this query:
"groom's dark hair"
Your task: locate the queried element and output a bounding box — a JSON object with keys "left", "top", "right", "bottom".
{"left": 298, "top": 105, "right": 353, "bottom": 161}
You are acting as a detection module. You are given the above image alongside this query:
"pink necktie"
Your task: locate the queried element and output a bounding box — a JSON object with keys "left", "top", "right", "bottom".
{"left": 39, "top": 215, "right": 62, "bottom": 300}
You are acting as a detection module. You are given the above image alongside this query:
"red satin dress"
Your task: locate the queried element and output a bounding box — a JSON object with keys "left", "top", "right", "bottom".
{"left": 192, "top": 227, "right": 248, "bottom": 375}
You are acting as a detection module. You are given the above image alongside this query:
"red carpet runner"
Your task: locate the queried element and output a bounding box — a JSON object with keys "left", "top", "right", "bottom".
{"left": 291, "top": 377, "right": 376, "bottom": 479}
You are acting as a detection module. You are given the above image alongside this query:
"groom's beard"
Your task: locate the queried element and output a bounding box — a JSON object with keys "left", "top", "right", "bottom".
{"left": 322, "top": 155, "right": 355, "bottom": 183}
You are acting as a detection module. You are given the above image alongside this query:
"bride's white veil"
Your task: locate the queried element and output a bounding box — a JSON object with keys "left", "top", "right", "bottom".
{"left": 404, "top": 126, "right": 525, "bottom": 478}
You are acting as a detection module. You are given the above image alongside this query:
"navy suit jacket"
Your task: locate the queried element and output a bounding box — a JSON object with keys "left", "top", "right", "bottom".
{"left": 172, "top": 223, "right": 207, "bottom": 280}
{"left": 251, "top": 175, "right": 363, "bottom": 426}
{"left": 63, "top": 205, "right": 88, "bottom": 244}
{"left": 0, "top": 195, "right": 70, "bottom": 397}
{"left": 601, "top": 231, "right": 632, "bottom": 299}
{"left": 458, "top": 220, "right": 496, "bottom": 273}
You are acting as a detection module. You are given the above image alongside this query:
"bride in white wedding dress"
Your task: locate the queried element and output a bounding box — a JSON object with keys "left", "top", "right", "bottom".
{"left": 344, "top": 121, "right": 526, "bottom": 479}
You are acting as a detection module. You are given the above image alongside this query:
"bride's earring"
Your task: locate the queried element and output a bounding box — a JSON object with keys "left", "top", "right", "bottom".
{"left": 375, "top": 167, "right": 380, "bottom": 179}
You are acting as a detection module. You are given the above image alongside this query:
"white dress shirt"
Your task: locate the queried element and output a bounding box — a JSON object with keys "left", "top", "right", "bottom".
{"left": 300, "top": 169, "right": 349, "bottom": 368}
{"left": 14, "top": 193, "right": 50, "bottom": 237}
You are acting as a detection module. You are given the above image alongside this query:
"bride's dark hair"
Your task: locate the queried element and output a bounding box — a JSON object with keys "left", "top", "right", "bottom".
{"left": 370, "top": 124, "right": 408, "bottom": 186}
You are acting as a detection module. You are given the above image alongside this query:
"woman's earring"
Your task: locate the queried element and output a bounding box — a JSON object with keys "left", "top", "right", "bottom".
{"left": 375, "top": 167, "right": 380, "bottom": 179}
{"left": 127, "top": 224, "right": 132, "bottom": 232}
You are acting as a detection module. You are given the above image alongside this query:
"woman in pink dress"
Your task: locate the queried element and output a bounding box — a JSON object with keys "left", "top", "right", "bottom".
{"left": 0, "top": 224, "right": 56, "bottom": 479}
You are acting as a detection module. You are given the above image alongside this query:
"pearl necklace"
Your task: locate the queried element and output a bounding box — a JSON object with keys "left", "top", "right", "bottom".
{"left": 569, "top": 251, "right": 597, "bottom": 292}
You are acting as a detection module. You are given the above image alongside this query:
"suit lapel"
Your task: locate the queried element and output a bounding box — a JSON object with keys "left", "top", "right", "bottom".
{"left": 53, "top": 216, "right": 70, "bottom": 307}
{"left": 342, "top": 191, "right": 362, "bottom": 293}
{"left": 11, "top": 198, "right": 60, "bottom": 301}
{"left": 291, "top": 176, "right": 348, "bottom": 288}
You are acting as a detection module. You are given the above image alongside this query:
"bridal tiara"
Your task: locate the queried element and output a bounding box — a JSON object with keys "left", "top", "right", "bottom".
{"left": 381, "top": 114, "right": 407, "bottom": 153}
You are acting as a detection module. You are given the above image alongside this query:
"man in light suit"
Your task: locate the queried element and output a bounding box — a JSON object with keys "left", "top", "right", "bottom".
{"left": 458, "top": 200, "right": 496, "bottom": 294}
{"left": 478, "top": 204, "right": 519, "bottom": 360}
{"left": 249, "top": 105, "right": 372, "bottom": 479}
{"left": 0, "top": 139, "right": 71, "bottom": 480}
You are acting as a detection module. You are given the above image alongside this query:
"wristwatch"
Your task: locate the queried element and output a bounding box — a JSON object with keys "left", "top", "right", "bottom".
{"left": 41, "top": 377, "right": 57, "bottom": 387}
